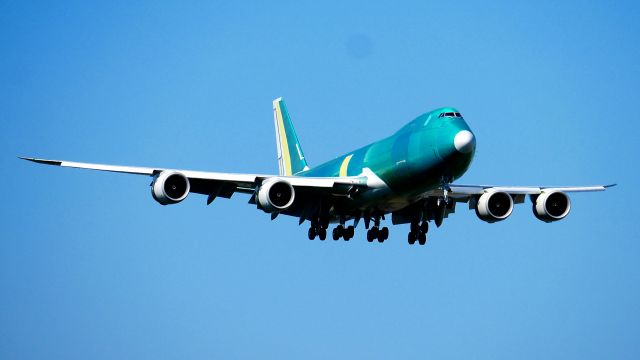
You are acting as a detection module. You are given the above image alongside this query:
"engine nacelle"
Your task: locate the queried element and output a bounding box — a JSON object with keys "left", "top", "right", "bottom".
{"left": 151, "top": 171, "right": 190, "bottom": 205}
{"left": 257, "top": 178, "right": 295, "bottom": 213}
{"left": 532, "top": 191, "right": 571, "bottom": 222}
{"left": 475, "top": 191, "right": 514, "bottom": 223}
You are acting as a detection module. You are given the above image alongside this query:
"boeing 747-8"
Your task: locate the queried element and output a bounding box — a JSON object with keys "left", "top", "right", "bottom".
{"left": 21, "top": 98, "right": 613, "bottom": 245}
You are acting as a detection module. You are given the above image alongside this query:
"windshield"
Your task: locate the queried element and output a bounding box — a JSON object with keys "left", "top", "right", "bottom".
{"left": 438, "top": 112, "right": 463, "bottom": 118}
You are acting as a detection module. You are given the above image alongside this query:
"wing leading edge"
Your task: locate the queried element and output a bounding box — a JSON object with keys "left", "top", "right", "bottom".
{"left": 447, "top": 184, "right": 615, "bottom": 196}
{"left": 419, "top": 183, "right": 614, "bottom": 205}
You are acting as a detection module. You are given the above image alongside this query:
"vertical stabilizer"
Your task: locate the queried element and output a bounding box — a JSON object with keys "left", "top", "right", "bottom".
{"left": 273, "top": 98, "right": 309, "bottom": 176}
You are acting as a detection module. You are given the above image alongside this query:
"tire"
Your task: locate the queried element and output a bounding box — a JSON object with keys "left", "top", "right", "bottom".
{"left": 308, "top": 228, "right": 316, "bottom": 240}
{"left": 319, "top": 228, "right": 327, "bottom": 241}
{"left": 347, "top": 226, "right": 355, "bottom": 238}
{"left": 380, "top": 227, "right": 389, "bottom": 240}
{"left": 408, "top": 232, "right": 416, "bottom": 245}
{"left": 332, "top": 228, "right": 340, "bottom": 241}
{"left": 367, "top": 230, "right": 374, "bottom": 242}
{"left": 420, "top": 222, "right": 429, "bottom": 234}
{"left": 435, "top": 207, "right": 444, "bottom": 227}
{"left": 418, "top": 232, "right": 427, "bottom": 245}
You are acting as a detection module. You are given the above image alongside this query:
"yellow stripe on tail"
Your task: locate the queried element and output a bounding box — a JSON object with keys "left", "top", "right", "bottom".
{"left": 339, "top": 154, "right": 353, "bottom": 177}
{"left": 273, "top": 99, "right": 292, "bottom": 175}
{"left": 272, "top": 98, "right": 309, "bottom": 176}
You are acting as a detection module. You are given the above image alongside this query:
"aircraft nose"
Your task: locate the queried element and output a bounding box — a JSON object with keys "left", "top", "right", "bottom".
{"left": 454, "top": 130, "right": 475, "bottom": 153}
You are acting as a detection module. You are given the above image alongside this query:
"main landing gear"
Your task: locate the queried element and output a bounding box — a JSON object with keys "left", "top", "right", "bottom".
{"left": 408, "top": 221, "right": 428, "bottom": 245}
{"left": 308, "top": 215, "right": 388, "bottom": 243}
{"left": 308, "top": 216, "right": 432, "bottom": 246}
{"left": 366, "top": 216, "right": 389, "bottom": 243}
{"left": 332, "top": 224, "right": 355, "bottom": 241}
{"left": 308, "top": 218, "right": 327, "bottom": 240}
{"left": 366, "top": 226, "right": 389, "bottom": 243}
{"left": 308, "top": 226, "right": 326, "bottom": 240}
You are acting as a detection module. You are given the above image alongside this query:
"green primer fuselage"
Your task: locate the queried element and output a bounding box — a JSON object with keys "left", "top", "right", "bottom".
{"left": 300, "top": 108, "right": 475, "bottom": 203}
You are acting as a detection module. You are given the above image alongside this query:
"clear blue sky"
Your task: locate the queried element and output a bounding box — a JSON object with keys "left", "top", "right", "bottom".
{"left": 1, "top": 1, "right": 639, "bottom": 359}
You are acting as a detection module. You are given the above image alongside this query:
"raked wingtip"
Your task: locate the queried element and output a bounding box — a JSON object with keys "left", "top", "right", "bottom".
{"left": 18, "top": 157, "right": 62, "bottom": 166}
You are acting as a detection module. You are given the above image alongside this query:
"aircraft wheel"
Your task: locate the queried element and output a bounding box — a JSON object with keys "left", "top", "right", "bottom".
{"left": 418, "top": 232, "right": 427, "bottom": 245}
{"left": 366, "top": 229, "right": 374, "bottom": 242}
{"left": 308, "top": 228, "right": 316, "bottom": 240}
{"left": 377, "top": 227, "right": 388, "bottom": 243}
{"left": 435, "top": 208, "right": 444, "bottom": 227}
{"left": 318, "top": 228, "right": 327, "bottom": 241}
{"left": 420, "top": 222, "right": 429, "bottom": 234}
{"left": 410, "top": 221, "right": 419, "bottom": 233}
{"left": 380, "top": 227, "right": 389, "bottom": 240}
{"left": 332, "top": 228, "right": 340, "bottom": 241}
{"left": 408, "top": 232, "right": 416, "bottom": 245}
{"left": 346, "top": 226, "right": 355, "bottom": 239}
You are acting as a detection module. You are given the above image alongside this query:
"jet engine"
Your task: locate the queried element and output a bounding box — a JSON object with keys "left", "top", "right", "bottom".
{"left": 475, "top": 191, "right": 514, "bottom": 223}
{"left": 151, "top": 171, "right": 190, "bottom": 205}
{"left": 532, "top": 191, "right": 571, "bottom": 222}
{"left": 257, "top": 178, "right": 295, "bottom": 213}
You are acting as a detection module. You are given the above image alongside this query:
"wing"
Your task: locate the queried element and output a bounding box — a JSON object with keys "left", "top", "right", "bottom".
{"left": 435, "top": 183, "right": 614, "bottom": 201}
{"left": 19, "top": 156, "right": 368, "bottom": 203}
{"left": 420, "top": 183, "right": 614, "bottom": 208}
{"left": 408, "top": 182, "right": 615, "bottom": 226}
{"left": 448, "top": 184, "right": 614, "bottom": 195}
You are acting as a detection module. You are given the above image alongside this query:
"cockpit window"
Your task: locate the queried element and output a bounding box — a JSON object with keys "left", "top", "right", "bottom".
{"left": 438, "top": 112, "right": 463, "bottom": 118}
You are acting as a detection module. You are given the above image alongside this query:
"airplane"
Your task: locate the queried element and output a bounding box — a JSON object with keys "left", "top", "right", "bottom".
{"left": 21, "top": 98, "right": 614, "bottom": 245}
